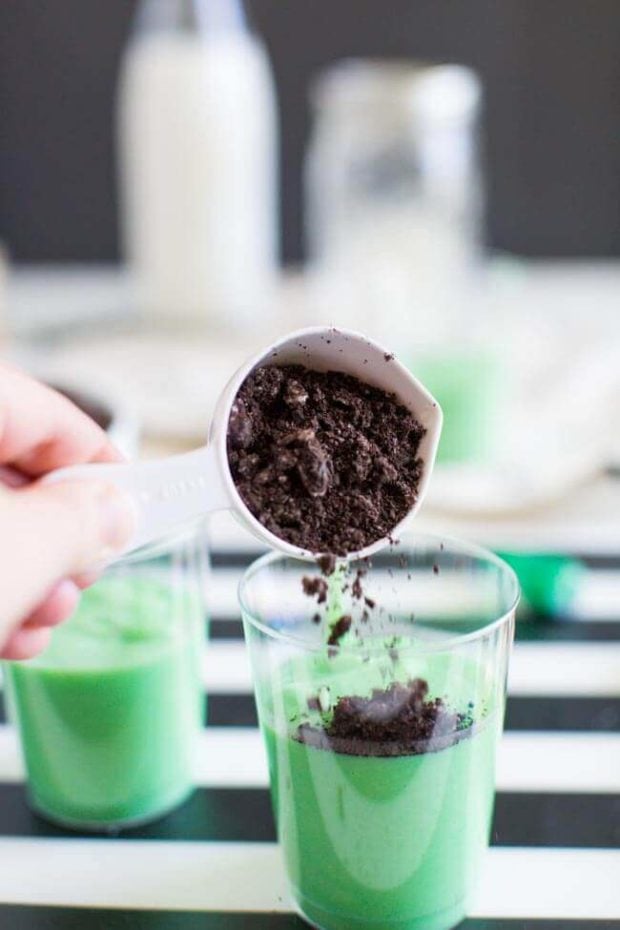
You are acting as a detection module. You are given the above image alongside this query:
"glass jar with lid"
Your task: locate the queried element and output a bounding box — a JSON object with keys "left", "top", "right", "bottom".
{"left": 305, "top": 59, "right": 482, "bottom": 348}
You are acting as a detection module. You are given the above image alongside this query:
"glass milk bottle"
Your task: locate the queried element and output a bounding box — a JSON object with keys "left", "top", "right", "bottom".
{"left": 118, "top": 0, "right": 279, "bottom": 330}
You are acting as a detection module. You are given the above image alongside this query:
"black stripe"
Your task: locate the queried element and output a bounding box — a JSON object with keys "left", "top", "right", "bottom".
{"left": 0, "top": 907, "right": 306, "bottom": 929}
{"left": 581, "top": 553, "right": 620, "bottom": 570}
{"left": 492, "top": 793, "right": 620, "bottom": 848}
{"left": 0, "top": 785, "right": 275, "bottom": 841}
{"left": 210, "top": 548, "right": 620, "bottom": 573}
{"left": 207, "top": 614, "right": 620, "bottom": 642}
{"left": 505, "top": 696, "right": 620, "bottom": 731}
{"left": 1, "top": 907, "right": 617, "bottom": 930}
{"left": 209, "top": 618, "right": 244, "bottom": 639}
{"left": 210, "top": 551, "right": 262, "bottom": 570}
{"left": 3, "top": 691, "right": 619, "bottom": 733}
{"left": 464, "top": 924, "right": 617, "bottom": 930}
{"left": 515, "top": 619, "right": 620, "bottom": 642}
{"left": 205, "top": 694, "right": 620, "bottom": 733}
{"left": 207, "top": 694, "right": 258, "bottom": 727}
{"left": 0, "top": 785, "right": 618, "bottom": 848}
{"left": 3, "top": 693, "right": 618, "bottom": 732}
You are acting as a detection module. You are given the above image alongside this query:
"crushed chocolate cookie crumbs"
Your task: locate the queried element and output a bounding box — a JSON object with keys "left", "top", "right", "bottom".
{"left": 297, "top": 677, "right": 474, "bottom": 757}
{"left": 351, "top": 569, "right": 366, "bottom": 600}
{"left": 302, "top": 576, "right": 328, "bottom": 604}
{"left": 227, "top": 364, "right": 425, "bottom": 555}
{"left": 327, "top": 614, "right": 352, "bottom": 647}
{"left": 317, "top": 554, "right": 337, "bottom": 576}
{"left": 364, "top": 596, "right": 376, "bottom": 610}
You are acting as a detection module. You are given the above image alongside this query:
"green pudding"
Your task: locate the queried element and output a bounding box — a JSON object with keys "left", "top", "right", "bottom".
{"left": 410, "top": 349, "right": 501, "bottom": 465}
{"left": 5, "top": 576, "right": 203, "bottom": 829}
{"left": 260, "top": 650, "right": 500, "bottom": 930}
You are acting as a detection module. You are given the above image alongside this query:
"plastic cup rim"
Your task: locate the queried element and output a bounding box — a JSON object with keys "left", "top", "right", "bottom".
{"left": 114, "top": 520, "right": 207, "bottom": 566}
{"left": 238, "top": 531, "right": 520, "bottom": 657}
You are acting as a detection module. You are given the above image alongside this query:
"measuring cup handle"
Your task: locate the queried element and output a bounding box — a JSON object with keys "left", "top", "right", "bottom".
{"left": 43, "top": 445, "right": 228, "bottom": 553}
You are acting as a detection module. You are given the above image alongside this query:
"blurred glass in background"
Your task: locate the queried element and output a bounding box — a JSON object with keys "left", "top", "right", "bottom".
{"left": 306, "top": 60, "right": 481, "bottom": 344}
{"left": 305, "top": 60, "right": 501, "bottom": 466}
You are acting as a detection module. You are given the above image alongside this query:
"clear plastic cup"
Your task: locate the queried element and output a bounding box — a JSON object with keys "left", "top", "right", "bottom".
{"left": 240, "top": 534, "right": 518, "bottom": 930}
{"left": 5, "top": 525, "right": 207, "bottom": 831}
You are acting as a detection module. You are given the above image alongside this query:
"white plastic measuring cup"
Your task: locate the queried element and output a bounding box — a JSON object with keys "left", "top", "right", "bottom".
{"left": 45, "top": 327, "right": 443, "bottom": 560}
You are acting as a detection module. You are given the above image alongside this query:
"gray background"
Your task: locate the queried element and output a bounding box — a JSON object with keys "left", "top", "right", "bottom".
{"left": 1, "top": 0, "right": 620, "bottom": 264}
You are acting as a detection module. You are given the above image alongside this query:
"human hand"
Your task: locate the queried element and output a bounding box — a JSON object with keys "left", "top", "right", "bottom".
{"left": 0, "top": 364, "right": 136, "bottom": 659}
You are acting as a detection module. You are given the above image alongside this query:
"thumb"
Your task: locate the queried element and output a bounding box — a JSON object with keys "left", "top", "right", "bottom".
{"left": 0, "top": 480, "right": 136, "bottom": 635}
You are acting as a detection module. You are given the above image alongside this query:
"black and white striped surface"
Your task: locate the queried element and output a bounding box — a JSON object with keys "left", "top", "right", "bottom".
{"left": 0, "top": 530, "right": 619, "bottom": 930}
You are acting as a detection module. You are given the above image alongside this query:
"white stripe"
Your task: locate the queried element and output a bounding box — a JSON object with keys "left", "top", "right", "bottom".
{"left": 208, "top": 566, "right": 620, "bottom": 623}
{"left": 203, "top": 641, "right": 252, "bottom": 692}
{"left": 211, "top": 570, "right": 512, "bottom": 625}
{"left": 3, "top": 640, "right": 619, "bottom": 697}
{"left": 203, "top": 639, "right": 620, "bottom": 697}
{"left": 0, "top": 839, "right": 617, "bottom": 919}
{"left": 198, "top": 727, "right": 268, "bottom": 786}
{"left": 0, "top": 729, "right": 22, "bottom": 782}
{"left": 473, "top": 847, "right": 620, "bottom": 920}
{"left": 207, "top": 568, "right": 247, "bottom": 618}
{"left": 208, "top": 504, "right": 620, "bottom": 561}
{"left": 496, "top": 732, "right": 620, "bottom": 794}
{"left": 575, "top": 569, "right": 620, "bottom": 621}
{"left": 3, "top": 639, "right": 617, "bottom": 700}
{"left": 0, "top": 726, "right": 618, "bottom": 794}
{"left": 0, "top": 839, "right": 288, "bottom": 911}
{"left": 0, "top": 727, "right": 269, "bottom": 788}
{"left": 509, "top": 642, "right": 620, "bottom": 696}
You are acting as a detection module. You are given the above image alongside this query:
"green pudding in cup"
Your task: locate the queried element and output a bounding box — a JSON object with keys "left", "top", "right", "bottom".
{"left": 240, "top": 536, "right": 518, "bottom": 930}
{"left": 5, "top": 531, "right": 206, "bottom": 831}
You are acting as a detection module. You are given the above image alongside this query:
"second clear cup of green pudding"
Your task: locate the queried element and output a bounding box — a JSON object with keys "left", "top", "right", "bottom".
{"left": 240, "top": 535, "right": 518, "bottom": 930}
{"left": 4, "top": 526, "right": 207, "bottom": 831}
